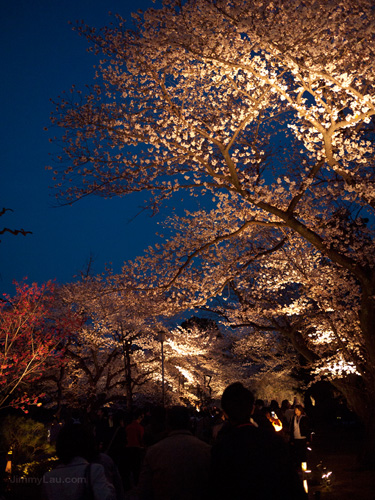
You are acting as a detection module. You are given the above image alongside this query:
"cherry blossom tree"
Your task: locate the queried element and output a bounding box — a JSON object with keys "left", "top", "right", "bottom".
{"left": 0, "top": 281, "right": 78, "bottom": 411}
{"left": 42, "top": 277, "right": 170, "bottom": 410}
{"left": 41, "top": 323, "right": 126, "bottom": 411}
{"left": 50, "top": 0, "right": 375, "bottom": 461}
{"left": 233, "top": 333, "right": 300, "bottom": 405}
{"left": 160, "top": 317, "right": 243, "bottom": 407}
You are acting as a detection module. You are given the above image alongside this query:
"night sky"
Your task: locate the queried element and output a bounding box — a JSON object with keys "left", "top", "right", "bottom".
{"left": 0, "top": 0, "right": 164, "bottom": 296}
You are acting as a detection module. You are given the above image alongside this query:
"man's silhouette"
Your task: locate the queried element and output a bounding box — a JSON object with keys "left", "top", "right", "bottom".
{"left": 210, "top": 382, "right": 307, "bottom": 500}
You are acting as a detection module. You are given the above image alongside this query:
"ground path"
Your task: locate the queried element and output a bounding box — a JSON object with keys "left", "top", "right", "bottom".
{"left": 306, "top": 424, "right": 375, "bottom": 499}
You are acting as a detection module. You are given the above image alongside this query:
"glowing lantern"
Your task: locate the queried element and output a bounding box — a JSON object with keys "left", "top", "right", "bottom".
{"left": 5, "top": 448, "right": 12, "bottom": 474}
{"left": 267, "top": 411, "right": 283, "bottom": 432}
{"left": 271, "top": 419, "right": 283, "bottom": 432}
{"left": 303, "top": 479, "right": 308, "bottom": 494}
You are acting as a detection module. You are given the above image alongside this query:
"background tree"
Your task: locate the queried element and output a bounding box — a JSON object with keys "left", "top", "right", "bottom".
{"left": 190, "top": 293, "right": 303, "bottom": 404}
{"left": 0, "top": 414, "right": 54, "bottom": 469}
{"left": 42, "top": 277, "right": 169, "bottom": 410}
{"left": 0, "top": 281, "right": 79, "bottom": 411}
{"left": 161, "top": 317, "right": 242, "bottom": 407}
{"left": 50, "top": 0, "right": 375, "bottom": 462}
{"left": 232, "top": 329, "right": 301, "bottom": 405}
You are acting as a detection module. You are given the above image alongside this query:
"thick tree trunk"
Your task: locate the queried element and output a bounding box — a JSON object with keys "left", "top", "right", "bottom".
{"left": 333, "top": 376, "right": 375, "bottom": 468}
{"left": 360, "top": 413, "right": 375, "bottom": 468}
{"left": 324, "top": 276, "right": 375, "bottom": 468}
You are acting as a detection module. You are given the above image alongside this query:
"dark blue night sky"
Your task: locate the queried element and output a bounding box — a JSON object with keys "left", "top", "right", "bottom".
{"left": 0, "top": 0, "right": 165, "bottom": 296}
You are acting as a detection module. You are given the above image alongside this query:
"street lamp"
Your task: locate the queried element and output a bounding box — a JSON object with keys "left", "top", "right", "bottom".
{"left": 158, "top": 331, "right": 167, "bottom": 406}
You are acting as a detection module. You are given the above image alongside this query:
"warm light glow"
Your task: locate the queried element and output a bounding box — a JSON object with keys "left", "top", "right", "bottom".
{"left": 308, "top": 328, "right": 335, "bottom": 345}
{"left": 167, "top": 338, "right": 206, "bottom": 356}
{"left": 175, "top": 365, "right": 196, "bottom": 384}
{"left": 303, "top": 479, "right": 308, "bottom": 494}
{"left": 268, "top": 412, "right": 283, "bottom": 432}
{"left": 272, "top": 421, "right": 283, "bottom": 432}
{"left": 313, "top": 355, "right": 360, "bottom": 378}
{"left": 322, "top": 471, "right": 332, "bottom": 479}
{"left": 279, "top": 298, "right": 309, "bottom": 316}
{"left": 5, "top": 449, "right": 12, "bottom": 474}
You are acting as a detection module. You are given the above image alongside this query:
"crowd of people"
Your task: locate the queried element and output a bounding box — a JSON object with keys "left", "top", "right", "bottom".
{"left": 41, "top": 384, "right": 311, "bottom": 500}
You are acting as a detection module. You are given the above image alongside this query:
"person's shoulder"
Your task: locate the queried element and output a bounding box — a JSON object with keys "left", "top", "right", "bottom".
{"left": 90, "top": 461, "right": 107, "bottom": 472}
{"left": 148, "top": 430, "right": 211, "bottom": 451}
{"left": 189, "top": 433, "right": 212, "bottom": 449}
{"left": 256, "top": 426, "right": 289, "bottom": 454}
{"left": 87, "top": 463, "right": 117, "bottom": 500}
{"left": 214, "top": 423, "right": 259, "bottom": 445}
{"left": 96, "top": 452, "right": 115, "bottom": 467}
{"left": 144, "top": 432, "right": 170, "bottom": 452}
{"left": 148, "top": 429, "right": 189, "bottom": 445}
{"left": 238, "top": 423, "right": 270, "bottom": 445}
{"left": 43, "top": 460, "right": 88, "bottom": 482}
{"left": 221, "top": 423, "right": 286, "bottom": 448}
{"left": 43, "top": 468, "right": 56, "bottom": 480}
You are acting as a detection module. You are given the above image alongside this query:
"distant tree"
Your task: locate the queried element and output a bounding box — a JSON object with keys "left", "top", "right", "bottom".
{"left": 60, "top": 322, "right": 161, "bottom": 411}
{"left": 164, "top": 317, "right": 244, "bottom": 406}
{"left": 0, "top": 281, "right": 79, "bottom": 411}
{"left": 41, "top": 324, "right": 125, "bottom": 411}
{"left": 50, "top": 0, "right": 375, "bottom": 462}
{"left": 191, "top": 305, "right": 302, "bottom": 403}
{"left": 229, "top": 326, "right": 301, "bottom": 404}
{"left": 0, "top": 414, "right": 53, "bottom": 467}
{"left": 42, "top": 277, "right": 168, "bottom": 410}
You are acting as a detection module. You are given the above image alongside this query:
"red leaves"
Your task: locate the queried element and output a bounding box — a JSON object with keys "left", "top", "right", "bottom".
{"left": 0, "top": 280, "right": 81, "bottom": 410}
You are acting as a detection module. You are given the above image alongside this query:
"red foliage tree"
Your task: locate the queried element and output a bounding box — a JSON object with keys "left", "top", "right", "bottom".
{"left": 0, "top": 281, "right": 81, "bottom": 411}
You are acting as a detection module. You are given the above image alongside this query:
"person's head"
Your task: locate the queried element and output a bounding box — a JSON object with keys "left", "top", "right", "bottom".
{"left": 166, "top": 406, "right": 191, "bottom": 431}
{"left": 56, "top": 423, "right": 96, "bottom": 464}
{"left": 294, "top": 404, "right": 305, "bottom": 417}
{"left": 132, "top": 408, "right": 144, "bottom": 422}
{"left": 281, "top": 399, "right": 291, "bottom": 410}
{"left": 221, "top": 382, "right": 254, "bottom": 425}
{"left": 150, "top": 405, "right": 167, "bottom": 430}
{"left": 270, "top": 399, "right": 279, "bottom": 410}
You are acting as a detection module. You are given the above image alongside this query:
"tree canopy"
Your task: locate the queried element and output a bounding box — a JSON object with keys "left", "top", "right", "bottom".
{"left": 50, "top": 0, "right": 375, "bottom": 461}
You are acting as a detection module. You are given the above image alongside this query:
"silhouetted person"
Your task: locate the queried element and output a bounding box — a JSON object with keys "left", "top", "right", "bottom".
{"left": 125, "top": 409, "right": 145, "bottom": 488}
{"left": 252, "top": 399, "right": 274, "bottom": 433}
{"left": 270, "top": 399, "right": 280, "bottom": 413}
{"left": 143, "top": 406, "right": 167, "bottom": 447}
{"left": 94, "top": 408, "right": 111, "bottom": 452}
{"left": 138, "top": 405, "right": 211, "bottom": 500}
{"left": 210, "top": 382, "right": 307, "bottom": 500}
{"left": 105, "top": 412, "right": 129, "bottom": 491}
{"left": 290, "top": 404, "right": 311, "bottom": 467}
{"left": 280, "top": 399, "right": 292, "bottom": 423}
{"left": 42, "top": 423, "right": 116, "bottom": 500}
{"left": 95, "top": 451, "right": 126, "bottom": 500}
